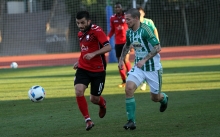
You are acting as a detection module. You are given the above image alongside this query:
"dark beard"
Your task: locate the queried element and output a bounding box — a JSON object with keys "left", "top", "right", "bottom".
{"left": 81, "top": 23, "right": 92, "bottom": 33}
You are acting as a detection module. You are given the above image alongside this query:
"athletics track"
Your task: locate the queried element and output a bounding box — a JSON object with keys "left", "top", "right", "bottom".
{"left": 0, "top": 44, "right": 219, "bottom": 69}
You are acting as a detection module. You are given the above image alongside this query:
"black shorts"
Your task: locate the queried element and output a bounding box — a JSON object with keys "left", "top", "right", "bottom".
{"left": 74, "top": 68, "right": 106, "bottom": 96}
{"left": 115, "top": 44, "right": 125, "bottom": 58}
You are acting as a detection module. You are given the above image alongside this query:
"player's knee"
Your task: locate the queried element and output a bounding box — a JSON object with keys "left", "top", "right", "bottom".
{"left": 75, "top": 89, "right": 84, "bottom": 96}
{"left": 125, "top": 86, "right": 135, "bottom": 97}
{"left": 74, "top": 84, "right": 86, "bottom": 96}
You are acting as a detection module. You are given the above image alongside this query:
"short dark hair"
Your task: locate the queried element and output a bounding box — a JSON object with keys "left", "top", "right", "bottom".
{"left": 115, "top": 2, "right": 122, "bottom": 6}
{"left": 115, "top": 2, "right": 122, "bottom": 8}
{"left": 125, "top": 8, "right": 140, "bottom": 19}
{"left": 137, "top": 7, "right": 144, "bottom": 12}
{"left": 76, "top": 11, "right": 90, "bottom": 20}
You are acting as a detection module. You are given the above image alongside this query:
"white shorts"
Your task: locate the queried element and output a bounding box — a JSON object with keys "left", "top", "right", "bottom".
{"left": 126, "top": 66, "right": 163, "bottom": 94}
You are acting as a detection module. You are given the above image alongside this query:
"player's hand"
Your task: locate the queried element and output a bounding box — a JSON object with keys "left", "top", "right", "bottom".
{"left": 118, "top": 59, "right": 124, "bottom": 70}
{"left": 136, "top": 60, "right": 145, "bottom": 68}
{"left": 107, "top": 36, "right": 110, "bottom": 41}
{"left": 83, "top": 53, "right": 95, "bottom": 60}
{"left": 73, "top": 62, "right": 78, "bottom": 70}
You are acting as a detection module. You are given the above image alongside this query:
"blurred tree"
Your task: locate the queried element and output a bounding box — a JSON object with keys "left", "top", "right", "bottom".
{"left": 65, "top": 0, "right": 107, "bottom": 52}
{"left": 64, "top": 0, "right": 219, "bottom": 50}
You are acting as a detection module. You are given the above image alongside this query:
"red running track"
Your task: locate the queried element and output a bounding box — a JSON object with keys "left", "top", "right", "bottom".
{"left": 0, "top": 44, "right": 219, "bottom": 69}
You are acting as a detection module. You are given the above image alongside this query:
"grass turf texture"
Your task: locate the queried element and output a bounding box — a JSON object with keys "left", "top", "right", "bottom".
{"left": 0, "top": 58, "right": 220, "bottom": 137}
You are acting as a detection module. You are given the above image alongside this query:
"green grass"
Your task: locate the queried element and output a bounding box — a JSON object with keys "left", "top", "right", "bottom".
{"left": 0, "top": 58, "right": 220, "bottom": 137}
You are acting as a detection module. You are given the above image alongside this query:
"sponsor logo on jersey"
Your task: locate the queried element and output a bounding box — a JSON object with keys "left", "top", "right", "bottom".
{"left": 81, "top": 44, "right": 88, "bottom": 52}
{"left": 114, "top": 20, "right": 118, "bottom": 22}
{"left": 116, "top": 25, "right": 123, "bottom": 30}
{"left": 135, "top": 52, "right": 148, "bottom": 58}
{"left": 96, "top": 28, "right": 101, "bottom": 31}
{"left": 132, "top": 41, "right": 142, "bottom": 50}
{"left": 122, "top": 19, "right": 125, "bottom": 23}
{"left": 86, "top": 35, "right": 90, "bottom": 40}
{"left": 134, "top": 34, "right": 140, "bottom": 39}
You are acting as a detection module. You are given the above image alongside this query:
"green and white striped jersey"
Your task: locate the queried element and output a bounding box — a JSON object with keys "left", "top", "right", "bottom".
{"left": 125, "top": 23, "right": 161, "bottom": 71}
{"left": 142, "top": 18, "right": 156, "bottom": 32}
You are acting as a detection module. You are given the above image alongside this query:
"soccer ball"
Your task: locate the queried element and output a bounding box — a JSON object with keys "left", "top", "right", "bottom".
{"left": 10, "top": 62, "right": 18, "bottom": 69}
{"left": 28, "top": 85, "right": 46, "bottom": 102}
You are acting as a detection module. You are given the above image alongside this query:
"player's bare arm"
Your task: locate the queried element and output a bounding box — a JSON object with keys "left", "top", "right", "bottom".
{"left": 118, "top": 44, "right": 130, "bottom": 69}
{"left": 73, "top": 61, "right": 78, "bottom": 70}
{"left": 136, "top": 44, "right": 161, "bottom": 68}
{"left": 83, "top": 44, "right": 111, "bottom": 60}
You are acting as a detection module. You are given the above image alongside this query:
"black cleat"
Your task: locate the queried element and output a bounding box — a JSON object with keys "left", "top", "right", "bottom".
{"left": 123, "top": 120, "right": 136, "bottom": 130}
{"left": 86, "top": 120, "right": 94, "bottom": 131}
{"left": 160, "top": 95, "right": 168, "bottom": 112}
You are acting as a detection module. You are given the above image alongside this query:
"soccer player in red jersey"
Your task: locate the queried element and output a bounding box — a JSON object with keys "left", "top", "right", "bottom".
{"left": 107, "top": 2, "right": 132, "bottom": 88}
{"left": 73, "top": 11, "right": 111, "bottom": 131}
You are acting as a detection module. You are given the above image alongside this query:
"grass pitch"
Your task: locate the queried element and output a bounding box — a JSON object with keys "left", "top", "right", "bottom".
{"left": 0, "top": 58, "right": 220, "bottom": 137}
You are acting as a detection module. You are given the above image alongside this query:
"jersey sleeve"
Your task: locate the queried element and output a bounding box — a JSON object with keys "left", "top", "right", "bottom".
{"left": 148, "top": 19, "right": 156, "bottom": 30}
{"left": 95, "top": 28, "right": 109, "bottom": 46}
{"left": 142, "top": 25, "right": 159, "bottom": 46}
{"left": 148, "top": 36, "right": 159, "bottom": 46}
{"left": 108, "top": 16, "right": 115, "bottom": 38}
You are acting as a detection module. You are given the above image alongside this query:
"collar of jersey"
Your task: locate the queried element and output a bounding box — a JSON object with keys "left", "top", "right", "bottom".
{"left": 115, "top": 13, "right": 124, "bottom": 18}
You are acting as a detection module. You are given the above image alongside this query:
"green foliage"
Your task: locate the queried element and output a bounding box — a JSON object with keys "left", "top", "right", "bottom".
{"left": 0, "top": 58, "right": 220, "bottom": 137}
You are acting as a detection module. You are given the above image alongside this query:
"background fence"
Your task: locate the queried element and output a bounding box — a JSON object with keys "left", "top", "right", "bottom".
{"left": 0, "top": 0, "right": 219, "bottom": 56}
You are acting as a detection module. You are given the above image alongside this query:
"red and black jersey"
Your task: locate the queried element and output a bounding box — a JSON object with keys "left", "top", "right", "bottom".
{"left": 77, "top": 24, "right": 109, "bottom": 72}
{"left": 108, "top": 13, "right": 128, "bottom": 44}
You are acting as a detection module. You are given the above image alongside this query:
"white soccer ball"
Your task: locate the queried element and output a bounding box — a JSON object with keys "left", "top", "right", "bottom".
{"left": 10, "top": 62, "right": 18, "bottom": 69}
{"left": 28, "top": 85, "right": 46, "bottom": 102}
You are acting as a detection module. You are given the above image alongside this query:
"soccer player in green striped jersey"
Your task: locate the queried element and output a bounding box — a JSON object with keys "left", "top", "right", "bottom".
{"left": 118, "top": 8, "right": 168, "bottom": 130}
{"left": 138, "top": 7, "right": 160, "bottom": 91}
